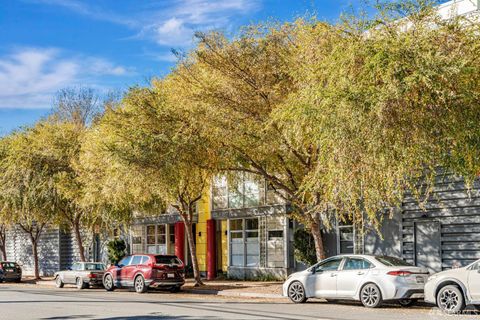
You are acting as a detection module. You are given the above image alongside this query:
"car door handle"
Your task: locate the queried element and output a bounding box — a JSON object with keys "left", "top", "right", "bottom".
{"left": 330, "top": 273, "right": 337, "bottom": 277}
{"left": 357, "top": 271, "right": 365, "bottom": 275}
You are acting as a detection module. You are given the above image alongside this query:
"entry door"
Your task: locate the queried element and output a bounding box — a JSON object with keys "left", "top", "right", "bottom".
{"left": 414, "top": 221, "right": 441, "bottom": 272}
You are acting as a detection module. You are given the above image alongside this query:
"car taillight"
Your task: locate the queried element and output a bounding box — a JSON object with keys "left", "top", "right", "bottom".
{"left": 387, "top": 271, "right": 412, "bottom": 277}
{"left": 154, "top": 264, "right": 167, "bottom": 270}
{"left": 88, "top": 273, "right": 97, "bottom": 278}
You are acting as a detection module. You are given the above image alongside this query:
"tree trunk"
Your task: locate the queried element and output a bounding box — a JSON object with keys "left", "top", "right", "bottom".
{"left": 310, "top": 216, "right": 326, "bottom": 262}
{"left": 0, "top": 243, "right": 6, "bottom": 261}
{"left": 184, "top": 221, "right": 203, "bottom": 287}
{"left": 30, "top": 235, "right": 40, "bottom": 280}
{"left": 0, "top": 225, "right": 6, "bottom": 261}
{"left": 73, "top": 220, "right": 86, "bottom": 262}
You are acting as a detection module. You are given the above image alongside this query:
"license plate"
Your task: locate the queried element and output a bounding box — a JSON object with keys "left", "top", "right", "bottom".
{"left": 416, "top": 276, "right": 425, "bottom": 283}
{"left": 167, "top": 273, "right": 175, "bottom": 278}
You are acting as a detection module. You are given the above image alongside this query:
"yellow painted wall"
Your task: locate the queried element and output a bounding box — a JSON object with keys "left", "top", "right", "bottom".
{"left": 195, "top": 189, "right": 211, "bottom": 272}
{"left": 221, "top": 220, "right": 228, "bottom": 272}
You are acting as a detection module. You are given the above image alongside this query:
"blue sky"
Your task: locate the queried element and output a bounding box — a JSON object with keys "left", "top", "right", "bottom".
{"left": 0, "top": 0, "right": 365, "bottom": 135}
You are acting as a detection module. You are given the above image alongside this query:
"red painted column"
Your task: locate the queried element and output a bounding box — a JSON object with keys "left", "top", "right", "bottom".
{"left": 174, "top": 222, "right": 185, "bottom": 263}
{"left": 207, "top": 219, "right": 217, "bottom": 280}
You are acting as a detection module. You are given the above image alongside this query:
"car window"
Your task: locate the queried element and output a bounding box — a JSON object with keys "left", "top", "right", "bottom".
{"left": 118, "top": 256, "right": 132, "bottom": 267}
{"left": 85, "top": 263, "right": 105, "bottom": 271}
{"left": 155, "top": 256, "right": 182, "bottom": 265}
{"left": 315, "top": 258, "right": 342, "bottom": 272}
{"left": 130, "top": 256, "right": 142, "bottom": 265}
{"left": 140, "top": 256, "right": 149, "bottom": 265}
{"left": 375, "top": 256, "right": 412, "bottom": 267}
{"left": 470, "top": 262, "right": 480, "bottom": 271}
{"left": 343, "top": 258, "right": 373, "bottom": 270}
{"left": 71, "top": 263, "right": 81, "bottom": 271}
{"left": 1, "top": 262, "right": 16, "bottom": 269}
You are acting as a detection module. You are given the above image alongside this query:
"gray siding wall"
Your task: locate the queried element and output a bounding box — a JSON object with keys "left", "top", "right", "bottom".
{"left": 5, "top": 225, "right": 60, "bottom": 276}
{"left": 363, "top": 174, "right": 480, "bottom": 271}
{"left": 401, "top": 175, "right": 480, "bottom": 270}
{"left": 363, "top": 210, "right": 402, "bottom": 257}
{"left": 5, "top": 225, "right": 103, "bottom": 276}
{"left": 59, "top": 228, "right": 95, "bottom": 269}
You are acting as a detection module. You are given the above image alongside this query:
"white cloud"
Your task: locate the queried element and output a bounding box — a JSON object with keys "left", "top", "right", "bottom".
{"left": 145, "top": 0, "right": 261, "bottom": 47}
{"left": 86, "top": 58, "right": 132, "bottom": 76}
{"left": 154, "top": 18, "right": 195, "bottom": 46}
{"left": 0, "top": 48, "right": 133, "bottom": 109}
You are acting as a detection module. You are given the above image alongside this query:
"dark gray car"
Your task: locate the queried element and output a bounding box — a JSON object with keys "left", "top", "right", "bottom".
{"left": 0, "top": 261, "right": 22, "bottom": 283}
{"left": 55, "top": 262, "right": 105, "bottom": 289}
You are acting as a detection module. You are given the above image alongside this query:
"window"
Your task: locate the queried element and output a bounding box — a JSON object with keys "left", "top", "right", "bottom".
{"left": 130, "top": 256, "right": 142, "bottom": 265}
{"left": 230, "top": 219, "right": 244, "bottom": 266}
{"left": 155, "top": 256, "right": 182, "bottom": 265}
{"left": 343, "top": 258, "right": 372, "bottom": 270}
{"left": 315, "top": 258, "right": 342, "bottom": 272}
{"left": 229, "top": 178, "right": 244, "bottom": 208}
{"left": 245, "top": 218, "right": 259, "bottom": 267}
{"left": 145, "top": 224, "right": 169, "bottom": 254}
{"left": 118, "top": 256, "right": 132, "bottom": 267}
{"left": 157, "top": 225, "right": 167, "bottom": 254}
{"left": 375, "top": 256, "right": 413, "bottom": 267}
{"left": 71, "top": 263, "right": 81, "bottom": 271}
{"left": 85, "top": 263, "right": 105, "bottom": 271}
{"left": 229, "top": 218, "right": 260, "bottom": 267}
{"left": 131, "top": 225, "right": 143, "bottom": 254}
{"left": 212, "top": 173, "right": 270, "bottom": 210}
{"left": 212, "top": 176, "right": 228, "bottom": 209}
{"left": 140, "top": 256, "right": 149, "bottom": 265}
{"left": 146, "top": 226, "right": 155, "bottom": 241}
{"left": 1, "top": 262, "right": 16, "bottom": 269}
{"left": 338, "top": 217, "right": 354, "bottom": 254}
{"left": 244, "top": 173, "right": 263, "bottom": 207}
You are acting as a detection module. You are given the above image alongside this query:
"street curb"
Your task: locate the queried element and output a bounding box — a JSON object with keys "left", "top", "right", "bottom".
{"left": 183, "top": 289, "right": 285, "bottom": 299}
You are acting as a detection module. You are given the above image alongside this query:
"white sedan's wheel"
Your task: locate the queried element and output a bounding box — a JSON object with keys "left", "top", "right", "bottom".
{"left": 437, "top": 285, "right": 465, "bottom": 314}
{"left": 360, "top": 283, "right": 383, "bottom": 308}
{"left": 288, "top": 281, "right": 307, "bottom": 303}
{"left": 55, "top": 276, "right": 64, "bottom": 288}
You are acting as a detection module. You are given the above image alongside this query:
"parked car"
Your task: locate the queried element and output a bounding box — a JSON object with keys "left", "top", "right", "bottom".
{"left": 55, "top": 262, "right": 106, "bottom": 289}
{"left": 283, "top": 254, "right": 429, "bottom": 308}
{"left": 103, "top": 254, "right": 185, "bottom": 293}
{"left": 425, "top": 259, "right": 480, "bottom": 313}
{"left": 0, "top": 261, "right": 22, "bottom": 283}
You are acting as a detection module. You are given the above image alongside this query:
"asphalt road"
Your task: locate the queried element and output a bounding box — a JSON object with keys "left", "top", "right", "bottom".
{"left": 0, "top": 285, "right": 478, "bottom": 320}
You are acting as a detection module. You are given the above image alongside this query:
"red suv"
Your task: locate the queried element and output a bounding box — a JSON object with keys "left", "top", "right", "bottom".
{"left": 103, "top": 254, "right": 185, "bottom": 293}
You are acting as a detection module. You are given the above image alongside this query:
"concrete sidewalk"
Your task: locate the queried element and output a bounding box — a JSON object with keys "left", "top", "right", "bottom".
{"left": 16, "top": 277, "right": 286, "bottom": 299}
{"left": 183, "top": 279, "right": 284, "bottom": 299}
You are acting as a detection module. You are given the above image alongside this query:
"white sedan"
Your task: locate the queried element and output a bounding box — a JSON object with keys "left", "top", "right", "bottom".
{"left": 283, "top": 254, "right": 429, "bottom": 308}
{"left": 425, "top": 259, "right": 480, "bottom": 313}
